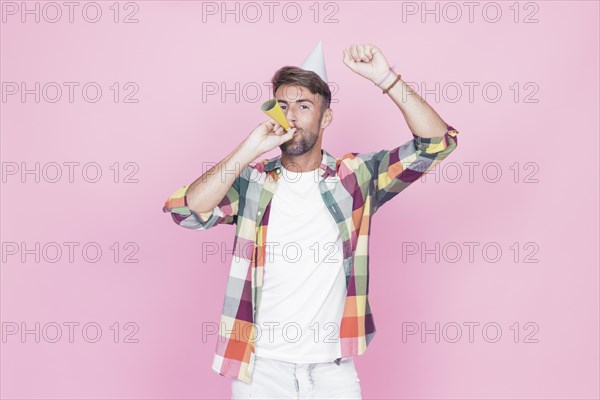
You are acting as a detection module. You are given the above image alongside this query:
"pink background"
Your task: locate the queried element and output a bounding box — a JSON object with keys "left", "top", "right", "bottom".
{"left": 1, "top": 1, "right": 598, "bottom": 399}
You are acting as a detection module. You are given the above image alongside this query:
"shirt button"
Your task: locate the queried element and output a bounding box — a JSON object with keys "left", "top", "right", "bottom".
{"left": 257, "top": 210, "right": 262, "bottom": 215}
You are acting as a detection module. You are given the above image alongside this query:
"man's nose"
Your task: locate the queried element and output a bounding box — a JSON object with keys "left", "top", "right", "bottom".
{"left": 285, "top": 110, "right": 297, "bottom": 127}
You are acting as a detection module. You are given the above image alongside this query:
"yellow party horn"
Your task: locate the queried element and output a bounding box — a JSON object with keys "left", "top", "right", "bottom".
{"left": 260, "top": 99, "right": 291, "bottom": 131}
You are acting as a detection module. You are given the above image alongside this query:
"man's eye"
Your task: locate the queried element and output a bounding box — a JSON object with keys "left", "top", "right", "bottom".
{"left": 300, "top": 105, "right": 309, "bottom": 109}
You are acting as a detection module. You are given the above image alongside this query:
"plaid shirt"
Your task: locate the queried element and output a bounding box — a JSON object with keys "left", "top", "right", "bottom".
{"left": 163, "top": 125, "right": 459, "bottom": 383}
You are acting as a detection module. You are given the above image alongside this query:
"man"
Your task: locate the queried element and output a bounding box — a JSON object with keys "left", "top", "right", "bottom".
{"left": 163, "top": 42, "right": 459, "bottom": 399}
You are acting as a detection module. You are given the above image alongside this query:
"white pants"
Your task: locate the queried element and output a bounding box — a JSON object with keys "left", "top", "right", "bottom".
{"left": 231, "top": 355, "right": 362, "bottom": 399}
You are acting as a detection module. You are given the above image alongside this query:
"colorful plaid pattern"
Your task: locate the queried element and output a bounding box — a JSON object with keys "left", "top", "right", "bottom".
{"left": 163, "top": 125, "right": 459, "bottom": 383}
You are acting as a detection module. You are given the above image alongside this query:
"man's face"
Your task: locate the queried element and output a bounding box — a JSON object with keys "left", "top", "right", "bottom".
{"left": 275, "top": 84, "right": 326, "bottom": 157}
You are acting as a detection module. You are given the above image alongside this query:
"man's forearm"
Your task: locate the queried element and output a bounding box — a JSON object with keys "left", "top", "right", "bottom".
{"left": 376, "top": 72, "right": 449, "bottom": 139}
{"left": 186, "top": 140, "right": 257, "bottom": 214}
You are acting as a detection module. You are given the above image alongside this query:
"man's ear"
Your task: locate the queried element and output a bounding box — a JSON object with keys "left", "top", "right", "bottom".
{"left": 320, "top": 108, "right": 333, "bottom": 130}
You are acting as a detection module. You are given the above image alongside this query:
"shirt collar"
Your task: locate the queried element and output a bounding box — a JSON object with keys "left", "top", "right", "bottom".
{"left": 263, "top": 149, "right": 338, "bottom": 179}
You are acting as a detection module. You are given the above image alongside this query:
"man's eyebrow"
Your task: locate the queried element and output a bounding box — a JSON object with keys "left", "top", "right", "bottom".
{"left": 277, "top": 98, "right": 315, "bottom": 105}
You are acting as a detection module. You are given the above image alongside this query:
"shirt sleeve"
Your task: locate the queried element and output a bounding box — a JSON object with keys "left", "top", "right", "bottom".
{"left": 361, "top": 124, "right": 459, "bottom": 214}
{"left": 162, "top": 174, "right": 241, "bottom": 230}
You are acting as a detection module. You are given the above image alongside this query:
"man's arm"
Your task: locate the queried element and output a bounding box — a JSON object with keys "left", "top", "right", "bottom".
{"left": 162, "top": 141, "right": 255, "bottom": 230}
{"left": 375, "top": 72, "right": 449, "bottom": 139}
{"left": 342, "top": 43, "right": 450, "bottom": 139}
{"left": 162, "top": 119, "right": 296, "bottom": 230}
{"left": 343, "top": 43, "right": 459, "bottom": 213}
{"left": 186, "top": 140, "right": 257, "bottom": 215}
{"left": 357, "top": 128, "right": 459, "bottom": 214}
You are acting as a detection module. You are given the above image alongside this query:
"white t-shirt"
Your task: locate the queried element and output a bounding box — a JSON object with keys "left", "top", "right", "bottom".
{"left": 254, "top": 165, "right": 347, "bottom": 363}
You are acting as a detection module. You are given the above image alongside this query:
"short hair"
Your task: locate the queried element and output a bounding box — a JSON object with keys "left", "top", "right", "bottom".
{"left": 271, "top": 66, "right": 331, "bottom": 115}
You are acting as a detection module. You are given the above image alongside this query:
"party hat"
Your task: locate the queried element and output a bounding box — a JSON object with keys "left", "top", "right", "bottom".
{"left": 300, "top": 41, "right": 328, "bottom": 83}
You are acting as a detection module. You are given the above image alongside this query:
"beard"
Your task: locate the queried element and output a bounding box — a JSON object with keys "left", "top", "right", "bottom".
{"left": 279, "top": 127, "right": 319, "bottom": 156}
{"left": 279, "top": 112, "right": 324, "bottom": 156}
